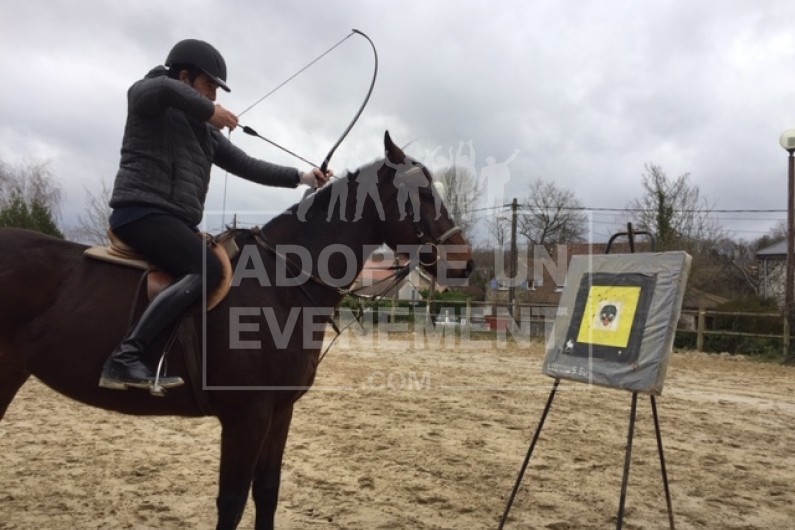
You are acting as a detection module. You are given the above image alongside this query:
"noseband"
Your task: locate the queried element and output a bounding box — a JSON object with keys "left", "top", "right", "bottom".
{"left": 404, "top": 185, "right": 462, "bottom": 267}
{"left": 414, "top": 225, "right": 462, "bottom": 267}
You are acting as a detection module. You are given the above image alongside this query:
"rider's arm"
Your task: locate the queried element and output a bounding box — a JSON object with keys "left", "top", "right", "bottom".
{"left": 211, "top": 130, "right": 302, "bottom": 189}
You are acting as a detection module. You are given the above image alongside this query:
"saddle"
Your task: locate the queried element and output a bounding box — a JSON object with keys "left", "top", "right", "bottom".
{"left": 84, "top": 230, "right": 239, "bottom": 311}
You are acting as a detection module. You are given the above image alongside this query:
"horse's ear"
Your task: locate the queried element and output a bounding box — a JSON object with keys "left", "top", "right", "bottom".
{"left": 384, "top": 130, "right": 406, "bottom": 164}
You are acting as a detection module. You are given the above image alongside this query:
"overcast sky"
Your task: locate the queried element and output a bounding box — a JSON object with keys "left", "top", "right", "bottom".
{"left": 2, "top": 0, "right": 795, "bottom": 244}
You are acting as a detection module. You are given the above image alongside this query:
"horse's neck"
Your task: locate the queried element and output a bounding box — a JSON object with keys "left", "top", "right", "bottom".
{"left": 262, "top": 180, "right": 382, "bottom": 288}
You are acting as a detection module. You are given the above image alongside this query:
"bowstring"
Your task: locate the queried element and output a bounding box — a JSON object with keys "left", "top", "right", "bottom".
{"left": 238, "top": 30, "right": 356, "bottom": 118}
{"left": 221, "top": 30, "right": 356, "bottom": 229}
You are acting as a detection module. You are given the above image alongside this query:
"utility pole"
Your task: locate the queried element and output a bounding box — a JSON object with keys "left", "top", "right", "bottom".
{"left": 508, "top": 198, "right": 518, "bottom": 312}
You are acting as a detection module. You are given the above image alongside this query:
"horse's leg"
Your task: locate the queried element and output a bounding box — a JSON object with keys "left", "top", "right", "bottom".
{"left": 215, "top": 402, "right": 273, "bottom": 530}
{"left": 0, "top": 364, "right": 30, "bottom": 420}
{"left": 252, "top": 404, "right": 294, "bottom": 530}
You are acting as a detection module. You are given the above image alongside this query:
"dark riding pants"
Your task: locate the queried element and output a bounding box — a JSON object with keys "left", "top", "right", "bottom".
{"left": 113, "top": 214, "right": 223, "bottom": 291}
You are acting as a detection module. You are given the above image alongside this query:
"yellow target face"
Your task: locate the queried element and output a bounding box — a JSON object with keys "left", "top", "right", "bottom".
{"left": 576, "top": 285, "right": 642, "bottom": 348}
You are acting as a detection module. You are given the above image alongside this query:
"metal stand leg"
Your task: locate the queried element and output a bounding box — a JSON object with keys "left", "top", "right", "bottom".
{"left": 498, "top": 378, "right": 560, "bottom": 530}
{"left": 651, "top": 395, "right": 676, "bottom": 529}
{"left": 499, "top": 386, "right": 676, "bottom": 528}
{"left": 616, "top": 392, "right": 638, "bottom": 530}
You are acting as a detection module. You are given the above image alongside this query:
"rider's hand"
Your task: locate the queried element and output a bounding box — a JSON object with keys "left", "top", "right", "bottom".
{"left": 299, "top": 168, "right": 333, "bottom": 188}
{"left": 209, "top": 104, "right": 238, "bottom": 131}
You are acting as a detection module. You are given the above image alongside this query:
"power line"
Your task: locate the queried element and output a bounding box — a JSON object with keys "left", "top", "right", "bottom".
{"left": 472, "top": 203, "right": 786, "bottom": 214}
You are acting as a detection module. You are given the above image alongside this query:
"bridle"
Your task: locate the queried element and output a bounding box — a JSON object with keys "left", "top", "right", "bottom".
{"left": 247, "top": 218, "right": 461, "bottom": 363}
{"left": 394, "top": 161, "right": 463, "bottom": 268}
{"left": 408, "top": 187, "right": 462, "bottom": 268}
{"left": 416, "top": 226, "right": 463, "bottom": 266}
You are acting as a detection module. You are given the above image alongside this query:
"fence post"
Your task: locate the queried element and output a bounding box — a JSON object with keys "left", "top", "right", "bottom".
{"left": 696, "top": 308, "right": 705, "bottom": 352}
{"left": 783, "top": 314, "right": 790, "bottom": 354}
{"left": 465, "top": 299, "right": 472, "bottom": 331}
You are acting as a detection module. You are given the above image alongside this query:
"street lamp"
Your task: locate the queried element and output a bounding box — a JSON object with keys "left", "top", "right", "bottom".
{"left": 779, "top": 129, "right": 795, "bottom": 356}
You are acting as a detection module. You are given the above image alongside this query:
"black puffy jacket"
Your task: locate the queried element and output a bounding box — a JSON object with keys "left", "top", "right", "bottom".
{"left": 110, "top": 66, "right": 300, "bottom": 226}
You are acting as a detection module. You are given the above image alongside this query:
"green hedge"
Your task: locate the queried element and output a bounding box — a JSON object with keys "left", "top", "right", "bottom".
{"left": 675, "top": 330, "right": 782, "bottom": 359}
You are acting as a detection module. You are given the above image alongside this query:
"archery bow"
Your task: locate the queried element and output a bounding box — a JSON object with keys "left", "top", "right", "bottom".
{"left": 240, "top": 29, "right": 378, "bottom": 176}
{"left": 319, "top": 29, "right": 378, "bottom": 174}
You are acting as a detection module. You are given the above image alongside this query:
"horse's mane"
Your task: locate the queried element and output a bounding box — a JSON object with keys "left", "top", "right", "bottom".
{"left": 255, "top": 157, "right": 385, "bottom": 240}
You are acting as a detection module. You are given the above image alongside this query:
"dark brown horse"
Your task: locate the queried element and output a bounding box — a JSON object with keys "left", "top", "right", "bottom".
{"left": 0, "top": 132, "right": 473, "bottom": 529}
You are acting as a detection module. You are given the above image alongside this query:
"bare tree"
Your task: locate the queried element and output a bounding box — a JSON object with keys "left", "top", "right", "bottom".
{"left": 71, "top": 180, "right": 112, "bottom": 245}
{"left": 519, "top": 179, "right": 587, "bottom": 244}
{"left": 0, "top": 159, "right": 63, "bottom": 238}
{"left": 484, "top": 199, "right": 510, "bottom": 248}
{"left": 0, "top": 159, "right": 62, "bottom": 217}
{"left": 626, "top": 163, "right": 724, "bottom": 249}
{"left": 434, "top": 165, "right": 482, "bottom": 238}
{"left": 691, "top": 237, "right": 758, "bottom": 299}
{"left": 626, "top": 163, "right": 738, "bottom": 300}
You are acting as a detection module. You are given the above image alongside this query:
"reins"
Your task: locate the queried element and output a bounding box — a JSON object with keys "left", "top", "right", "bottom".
{"left": 248, "top": 229, "right": 411, "bottom": 362}
{"left": 246, "top": 219, "right": 460, "bottom": 363}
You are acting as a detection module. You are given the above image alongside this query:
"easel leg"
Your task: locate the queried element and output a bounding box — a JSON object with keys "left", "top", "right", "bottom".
{"left": 498, "top": 378, "right": 560, "bottom": 530}
{"left": 616, "top": 392, "right": 638, "bottom": 530}
{"left": 651, "top": 395, "right": 676, "bottom": 529}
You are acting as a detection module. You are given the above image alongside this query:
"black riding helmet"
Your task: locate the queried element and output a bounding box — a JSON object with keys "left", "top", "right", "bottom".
{"left": 166, "top": 39, "right": 230, "bottom": 92}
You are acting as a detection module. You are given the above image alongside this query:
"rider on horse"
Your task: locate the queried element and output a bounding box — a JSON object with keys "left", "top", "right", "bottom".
{"left": 99, "top": 39, "right": 331, "bottom": 391}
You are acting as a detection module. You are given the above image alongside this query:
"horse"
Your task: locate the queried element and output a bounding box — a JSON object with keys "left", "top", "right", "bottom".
{"left": 0, "top": 131, "right": 473, "bottom": 530}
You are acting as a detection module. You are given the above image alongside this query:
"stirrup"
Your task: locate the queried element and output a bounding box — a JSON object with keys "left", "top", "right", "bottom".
{"left": 150, "top": 351, "right": 184, "bottom": 397}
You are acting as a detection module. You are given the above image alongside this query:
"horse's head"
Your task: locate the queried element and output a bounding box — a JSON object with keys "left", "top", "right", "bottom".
{"left": 374, "top": 131, "right": 474, "bottom": 285}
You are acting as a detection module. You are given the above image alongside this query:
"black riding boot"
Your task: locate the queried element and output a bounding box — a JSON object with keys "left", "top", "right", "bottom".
{"left": 99, "top": 273, "right": 204, "bottom": 390}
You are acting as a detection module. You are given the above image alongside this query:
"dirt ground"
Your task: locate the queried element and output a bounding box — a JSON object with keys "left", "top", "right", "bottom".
{"left": 1, "top": 332, "right": 793, "bottom": 529}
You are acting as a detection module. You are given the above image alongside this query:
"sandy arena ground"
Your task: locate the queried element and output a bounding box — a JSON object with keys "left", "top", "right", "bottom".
{"left": 1, "top": 332, "right": 794, "bottom": 529}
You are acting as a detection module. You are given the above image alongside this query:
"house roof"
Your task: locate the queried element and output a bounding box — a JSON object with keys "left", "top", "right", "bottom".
{"left": 756, "top": 239, "right": 786, "bottom": 260}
